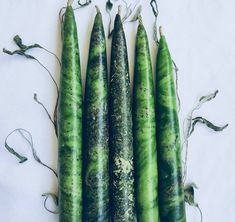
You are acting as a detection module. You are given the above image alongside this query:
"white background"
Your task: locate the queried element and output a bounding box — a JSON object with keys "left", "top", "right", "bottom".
{"left": 0, "top": 0, "right": 234, "bottom": 221}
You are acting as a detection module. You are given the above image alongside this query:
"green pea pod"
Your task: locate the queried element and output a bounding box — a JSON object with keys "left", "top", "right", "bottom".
{"left": 57, "top": 5, "right": 83, "bottom": 222}
{"left": 155, "top": 28, "right": 186, "bottom": 222}
{"left": 83, "top": 7, "right": 110, "bottom": 222}
{"left": 133, "top": 21, "right": 159, "bottom": 222}
{"left": 109, "top": 11, "right": 135, "bottom": 222}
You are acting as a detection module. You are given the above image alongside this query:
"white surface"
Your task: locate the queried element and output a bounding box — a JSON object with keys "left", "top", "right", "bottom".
{"left": 0, "top": 0, "right": 234, "bottom": 221}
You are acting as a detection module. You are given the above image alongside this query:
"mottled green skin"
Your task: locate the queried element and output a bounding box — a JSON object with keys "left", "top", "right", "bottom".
{"left": 133, "top": 23, "right": 159, "bottom": 222}
{"left": 109, "top": 14, "right": 135, "bottom": 222}
{"left": 83, "top": 11, "right": 110, "bottom": 222}
{"left": 57, "top": 6, "right": 83, "bottom": 222}
{"left": 155, "top": 35, "right": 186, "bottom": 222}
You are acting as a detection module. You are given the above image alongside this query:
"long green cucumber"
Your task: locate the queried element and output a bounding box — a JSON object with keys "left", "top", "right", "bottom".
{"left": 133, "top": 20, "right": 159, "bottom": 222}
{"left": 155, "top": 28, "right": 186, "bottom": 222}
{"left": 83, "top": 7, "right": 110, "bottom": 222}
{"left": 57, "top": 5, "right": 83, "bottom": 222}
{"left": 109, "top": 11, "right": 135, "bottom": 222}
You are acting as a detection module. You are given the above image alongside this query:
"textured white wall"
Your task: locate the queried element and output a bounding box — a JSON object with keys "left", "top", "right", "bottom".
{"left": 0, "top": 0, "right": 234, "bottom": 221}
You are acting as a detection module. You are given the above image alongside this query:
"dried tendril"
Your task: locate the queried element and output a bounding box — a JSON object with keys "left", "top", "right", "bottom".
{"left": 4, "top": 127, "right": 59, "bottom": 213}
{"left": 190, "top": 117, "right": 228, "bottom": 136}
{"left": 4, "top": 128, "right": 58, "bottom": 177}
{"left": 151, "top": 2, "right": 181, "bottom": 111}
{"left": 107, "top": 1, "right": 141, "bottom": 38}
{"left": 184, "top": 183, "right": 203, "bottom": 222}
{"left": 183, "top": 90, "right": 228, "bottom": 181}
{"left": 106, "top": 0, "right": 114, "bottom": 38}
{"left": 150, "top": 0, "right": 159, "bottom": 44}
{"left": 172, "top": 59, "right": 181, "bottom": 112}
{"left": 42, "top": 192, "right": 59, "bottom": 214}
{"left": 33, "top": 93, "right": 57, "bottom": 132}
{"left": 60, "top": 0, "right": 92, "bottom": 40}
{"left": 3, "top": 35, "right": 59, "bottom": 135}
{"left": 3, "top": 35, "right": 61, "bottom": 213}
{"left": 77, "top": 0, "right": 91, "bottom": 7}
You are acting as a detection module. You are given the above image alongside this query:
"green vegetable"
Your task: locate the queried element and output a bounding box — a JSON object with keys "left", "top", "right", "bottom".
{"left": 109, "top": 10, "right": 135, "bottom": 222}
{"left": 133, "top": 19, "right": 159, "bottom": 222}
{"left": 155, "top": 27, "right": 186, "bottom": 222}
{"left": 57, "top": 5, "right": 83, "bottom": 222}
{"left": 83, "top": 7, "right": 110, "bottom": 222}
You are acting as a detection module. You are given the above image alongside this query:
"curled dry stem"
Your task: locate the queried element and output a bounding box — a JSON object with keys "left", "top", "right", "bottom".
{"left": 107, "top": 1, "right": 141, "bottom": 38}
{"left": 150, "top": 0, "right": 159, "bottom": 44}
{"left": 184, "top": 183, "right": 203, "bottom": 222}
{"left": 4, "top": 128, "right": 58, "bottom": 177}
{"left": 183, "top": 90, "right": 228, "bottom": 182}
{"left": 42, "top": 192, "right": 59, "bottom": 214}
{"left": 3, "top": 36, "right": 59, "bottom": 134}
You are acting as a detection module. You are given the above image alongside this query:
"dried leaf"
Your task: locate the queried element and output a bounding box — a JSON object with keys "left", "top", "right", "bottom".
{"left": 199, "top": 90, "right": 218, "bottom": 103}
{"left": 106, "top": 0, "right": 113, "bottom": 11}
{"left": 183, "top": 90, "right": 220, "bottom": 181}
{"left": 3, "top": 36, "right": 59, "bottom": 133}
{"left": 4, "top": 35, "right": 61, "bottom": 64}
{"left": 13, "top": 35, "right": 41, "bottom": 51}
{"left": 3, "top": 48, "right": 35, "bottom": 59}
{"left": 77, "top": 0, "right": 91, "bottom": 7}
{"left": 190, "top": 117, "right": 228, "bottom": 136}
{"left": 183, "top": 90, "right": 219, "bottom": 143}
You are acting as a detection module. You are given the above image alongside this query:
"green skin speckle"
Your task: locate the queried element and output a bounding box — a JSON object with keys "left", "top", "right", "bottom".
{"left": 155, "top": 34, "right": 186, "bottom": 222}
{"left": 109, "top": 13, "right": 135, "bottom": 222}
{"left": 57, "top": 6, "right": 83, "bottom": 222}
{"left": 133, "top": 23, "right": 159, "bottom": 222}
{"left": 83, "top": 9, "right": 110, "bottom": 222}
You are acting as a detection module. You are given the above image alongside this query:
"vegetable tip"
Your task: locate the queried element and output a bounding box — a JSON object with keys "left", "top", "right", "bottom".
{"left": 95, "top": 5, "right": 100, "bottom": 13}
{"left": 138, "top": 14, "right": 143, "bottom": 24}
{"left": 118, "top": 5, "right": 122, "bottom": 15}
{"left": 67, "top": 0, "right": 73, "bottom": 6}
{"left": 159, "top": 26, "right": 164, "bottom": 36}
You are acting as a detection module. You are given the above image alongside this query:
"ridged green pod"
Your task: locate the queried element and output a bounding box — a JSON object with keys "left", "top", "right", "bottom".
{"left": 155, "top": 29, "right": 186, "bottom": 222}
{"left": 133, "top": 21, "right": 159, "bottom": 222}
{"left": 83, "top": 7, "right": 110, "bottom": 222}
{"left": 109, "top": 12, "right": 135, "bottom": 222}
{"left": 57, "top": 5, "right": 83, "bottom": 222}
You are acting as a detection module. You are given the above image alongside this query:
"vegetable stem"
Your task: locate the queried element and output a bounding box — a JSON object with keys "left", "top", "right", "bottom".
{"left": 118, "top": 5, "right": 122, "bottom": 16}
{"left": 159, "top": 26, "right": 163, "bottom": 37}
{"left": 67, "top": 0, "right": 73, "bottom": 6}
{"left": 95, "top": 5, "right": 100, "bottom": 13}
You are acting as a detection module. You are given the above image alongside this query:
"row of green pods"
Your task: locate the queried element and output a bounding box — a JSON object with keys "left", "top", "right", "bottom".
{"left": 58, "top": 3, "right": 186, "bottom": 222}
